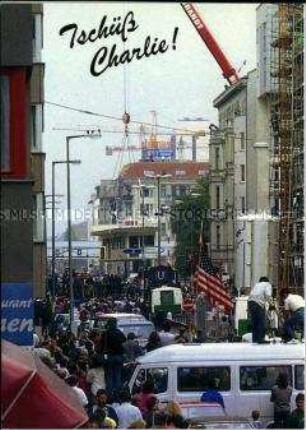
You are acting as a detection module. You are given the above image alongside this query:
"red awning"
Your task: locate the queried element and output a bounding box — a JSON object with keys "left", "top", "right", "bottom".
{"left": 1, "top": 340, "right": 88, "bottom": 429}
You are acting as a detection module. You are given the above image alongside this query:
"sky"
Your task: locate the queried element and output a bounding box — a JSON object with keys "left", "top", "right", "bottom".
{"left": 42, "top": 2, "right": 258, "bottom": 236}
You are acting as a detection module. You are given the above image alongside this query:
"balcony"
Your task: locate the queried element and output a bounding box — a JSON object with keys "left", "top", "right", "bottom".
{"left": 90, "top": 216, "right": 158, "bottom": 237}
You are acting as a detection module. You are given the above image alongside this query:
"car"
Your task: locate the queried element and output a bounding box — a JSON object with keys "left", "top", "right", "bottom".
{"left": 53, "top": 312, "right": 82, "bottom": 336}
{"left": 93, "top": 313, "right": 155, "bottom": 347}
{"left": 94, "top": 312, "right": 147, "bottom": 322}
{"left": 190, "top": 419, "right": 256, "bottom": 429}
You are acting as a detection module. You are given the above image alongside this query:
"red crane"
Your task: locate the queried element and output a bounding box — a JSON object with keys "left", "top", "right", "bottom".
{"left": 181, "top": 2, "right": 240, "bottom": 86}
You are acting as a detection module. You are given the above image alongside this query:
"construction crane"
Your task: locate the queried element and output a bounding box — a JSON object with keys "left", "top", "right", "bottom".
{"left": 105, "top": 133, "right": 206, "bottom": 156}
{"left": 181, "top": 2, "right": 240, "bottom": 86}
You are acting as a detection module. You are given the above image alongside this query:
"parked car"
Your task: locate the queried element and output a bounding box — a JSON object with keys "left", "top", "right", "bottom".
{"left": 93, "top": 313, "right": 155, "bottom": 347}
{"left": 53, "top": 312, "right": 83, "bottom": 336}
{"left": 190, "top": 419, "right": 256, "bottom": 429}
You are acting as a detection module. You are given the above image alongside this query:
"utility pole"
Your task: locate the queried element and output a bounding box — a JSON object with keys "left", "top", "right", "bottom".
{"left": 51, "top": 161, "right": 79, "bottom": 299}
{"left": 157, "top": 176, "right": 161, "bottom": 266}
{"left": 65, "top": 130, "right": 101, "bottom": 331}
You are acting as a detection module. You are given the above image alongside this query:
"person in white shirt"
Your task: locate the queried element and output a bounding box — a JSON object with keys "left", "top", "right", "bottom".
{"left": 247, "top": 276, "right": 273, "bottom": 343}
{"left": 65, "top": 375, "right": 88, "bottom": 408}
{"left": 114, "top": 389, "right": 143, "bottom": 429}
{"left": 283, "top": 294, "right": 304, "bottom": 342}
{"left": 158, "top": 320, "right": 176, "bottom": 346}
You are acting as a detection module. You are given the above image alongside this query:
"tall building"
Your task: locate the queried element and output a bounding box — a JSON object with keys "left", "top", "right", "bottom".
{"left": 1, "top": 4, "right": 46, "bottom": 298}
{"left": 209, "top": 77, "right": 248, "bottom": 280}
{"left": 267, "top": 4, "right": 304, "bottom": 294}
{"left": 90, "top": 161, "right": 209, "bottom": 274}
{"left": 210, "top": 3, "right": 304, "bottom": 295}
{"left": 210, "top": 67, "right": 275, "bottom": 291}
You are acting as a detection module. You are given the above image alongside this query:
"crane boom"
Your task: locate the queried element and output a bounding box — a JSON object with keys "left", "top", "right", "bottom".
{"left": 181, "top": 2, "right": 239, "bottom": 86}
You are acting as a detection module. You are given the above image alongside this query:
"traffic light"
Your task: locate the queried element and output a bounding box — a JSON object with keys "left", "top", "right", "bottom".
{"left": 100, "top": 246, "right": 106, "bottom": 260}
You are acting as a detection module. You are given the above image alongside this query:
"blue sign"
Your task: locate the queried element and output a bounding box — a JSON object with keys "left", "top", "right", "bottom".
{"left": 146, "top": 265, "right": 176, "bottom": 286}
{"left": 1, "top": 283, "right": 34, "bottom": 346}
{"left": 144, "top": 149, "right": 174, "bottom": 160}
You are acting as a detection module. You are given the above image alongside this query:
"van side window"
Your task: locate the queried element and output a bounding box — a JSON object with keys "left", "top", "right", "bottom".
{"left": 295, "top": 365, "right": 304, "bottom": 390}
{"left": 132, "top": 367, "right": 168, "bottom": 394}
{"left": 178, "top": 367, "right": 231, "bottom": 392}
{"left": 240, "top": 366, "right": 292, "bottom": 391}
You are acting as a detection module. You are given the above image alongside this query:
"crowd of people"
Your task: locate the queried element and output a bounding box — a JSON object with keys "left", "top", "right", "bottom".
{"left": 32, "top": 302, "right": 196, "bottom": 428}
{"left": 31, "top": 271, "right": 304, "bottom": 429}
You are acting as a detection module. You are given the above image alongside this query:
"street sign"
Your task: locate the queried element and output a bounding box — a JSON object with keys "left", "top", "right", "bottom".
{"left": 144, "top": 246, "right": 164, "bottom": 257}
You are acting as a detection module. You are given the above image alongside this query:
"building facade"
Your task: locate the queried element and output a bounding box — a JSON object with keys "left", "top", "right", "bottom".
{"left": 1, "top": 4, "right": 46, "bottom": 297}
{"left": 90, "top": 161, "right": 209, "bottom": 274}
{"left": 209, "top": 77, "right": 248, "bottom": 281}
{"left": 257, "top": 3, "right": 304, "bottom": 295}
{"left": 209, "top": 69, "right": 275, "bottom": 291}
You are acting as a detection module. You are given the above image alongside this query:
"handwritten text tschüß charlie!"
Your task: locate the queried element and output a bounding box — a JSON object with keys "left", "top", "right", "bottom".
{"left": 59, "top": 11, "right": 179, "bottom": 76}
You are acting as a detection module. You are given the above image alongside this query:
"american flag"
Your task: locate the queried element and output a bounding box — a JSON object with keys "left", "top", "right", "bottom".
{"left": 196, "top": 256, "right": 234, "bottom": 313}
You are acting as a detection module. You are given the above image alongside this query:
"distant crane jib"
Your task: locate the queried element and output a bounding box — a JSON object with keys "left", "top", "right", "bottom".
{"left": 181, "top": 2, "right": 239, "bottom": 85}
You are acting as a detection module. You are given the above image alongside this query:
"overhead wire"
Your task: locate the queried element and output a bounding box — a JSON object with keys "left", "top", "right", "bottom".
{"left": 46, "top": 100, "right": 206, "bottom": 135}
{"left": 47, "top": 101, "right": 261, "bottom": 142}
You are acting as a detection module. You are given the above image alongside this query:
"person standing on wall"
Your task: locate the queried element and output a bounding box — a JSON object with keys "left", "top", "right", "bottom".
{"left": 247, "top": 276, "right": 273, "bottom": 343}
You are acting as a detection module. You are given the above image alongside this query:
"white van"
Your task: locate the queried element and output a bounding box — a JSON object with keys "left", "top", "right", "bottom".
{"left": 128, "top": 342, "right": 304, "bottom": 425}
{"left": 151, "top": 285, "right": 183, "bottom": 316}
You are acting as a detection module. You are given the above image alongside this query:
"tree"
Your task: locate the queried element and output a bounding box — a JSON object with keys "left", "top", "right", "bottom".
{"left": 170, "top": 177, "right": 210, "bottom": 278}
{"left": 62, "top": 226, "right": 79, "bottom": 241}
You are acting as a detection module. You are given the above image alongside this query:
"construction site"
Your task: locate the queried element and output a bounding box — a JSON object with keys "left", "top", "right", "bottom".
{"left": 269, "top": 4, "right": 304, "bottom": 297}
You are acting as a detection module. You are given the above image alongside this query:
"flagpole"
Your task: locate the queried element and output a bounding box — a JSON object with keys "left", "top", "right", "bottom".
{"left": 196, "top": 220, "right": 204, "bottom": 297}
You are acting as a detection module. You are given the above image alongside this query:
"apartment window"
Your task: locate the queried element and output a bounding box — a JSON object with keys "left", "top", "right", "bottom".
{"left": 33, "top": 193, "right": 44, "bottom": 243}
{"left": 125, "top": 203, "right": 132, "bottom": 217}
{"left": 240, "top": 132, "right": 245, "bottom": 150}
{"left": 144, "top": 235, "right": 154, "bottom": 246}
{"left": 30, "top": 104, "right": 43, "bottom": 151}
{"left": 180, "top": 186, "right": 186, "bottom": 196}
{"left": 31, "top": 106, "right": 37, "bottom": 148}
{"left": 1, "top": 76, "right": 10, "bottom": 171}
{"left": 241, "top": 196, "right": 246, "bottom": 214}
{"left": 129, "top": 236, "right": 139, "bottom": 248}
{"left": 161, "top": 223, "right": 167, "bottom": 237}
{"left": 160, "top": 185, "right": 167, "bottom": 198}
{"left": 144, "top": 203, "right": 154, "bottom": 216}
{"left": 216, "top": 225, "right": 220, "bottom": 250}
{"left": 216, "top": 186, "right": 220, "bottom": 210}
{"left": 215, "top": 147, "right": 220, "bottom": 170}
{"left": 240, "top": 164, "right": 245, "bottom": 182}
{"left": 172, "top": 185, "right": 181, "bottom": 197}
{"left": 33, "top": 14, "right": 43, "bottom": 62}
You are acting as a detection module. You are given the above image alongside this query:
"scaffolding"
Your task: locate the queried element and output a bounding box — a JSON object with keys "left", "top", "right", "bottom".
{"left": 269, "top": 4, "right": 304, "bottom": 296}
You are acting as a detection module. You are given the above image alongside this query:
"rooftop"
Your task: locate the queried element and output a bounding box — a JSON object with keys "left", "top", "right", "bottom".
{"left": 118, "top": 161, "right": 209, "bottom": 180}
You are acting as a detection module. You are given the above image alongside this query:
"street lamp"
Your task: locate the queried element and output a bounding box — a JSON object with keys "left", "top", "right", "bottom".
{"left": 144, "top": 173, "right": 172, "bottom": 266}
{"left": 51, "top": 160, "right": 81, "bottom": 300}
{"left": 66, "top": 131, "right": 101, "bottom": 331}
{"left": 138, "top": 183, "right": 154, "bottom": 269}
